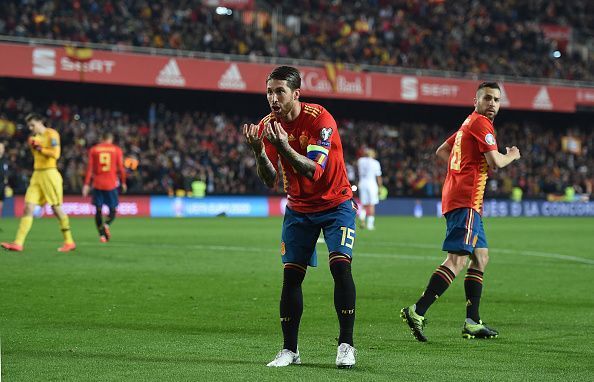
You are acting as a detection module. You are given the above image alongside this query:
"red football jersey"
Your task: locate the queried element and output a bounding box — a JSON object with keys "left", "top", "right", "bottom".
{"left": 441, "top": 111, "right": 498, "bottom": 215}
{"left": 84, "top": 142, "right": 126, "bottom": 190}
{"left": 259, "top": 102, "right": 353, "bottom": 213}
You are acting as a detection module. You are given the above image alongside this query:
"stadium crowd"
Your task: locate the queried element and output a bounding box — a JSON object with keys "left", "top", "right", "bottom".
{"left": 0, "top": 0, "right": 592, "bottom": 81}
{"left": 1, "top": 97, "right": 592, "bottom": 201}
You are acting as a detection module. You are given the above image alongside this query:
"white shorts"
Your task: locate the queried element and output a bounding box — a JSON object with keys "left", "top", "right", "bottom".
{"left": 358, "top": 182, "right": 379, "bottom": 206}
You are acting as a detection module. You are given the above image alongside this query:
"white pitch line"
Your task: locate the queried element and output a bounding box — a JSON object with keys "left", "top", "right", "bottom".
{"left": 76, "top": 241, "right": 433, "bottom": 261}
{"left": 492, "top": 248, "right": 594, "bottom": 265}
{"left": 362, "top": 241, "right": 594, "bottom": 265}
{"left": 73, "top": 240, "right": 594, "bottom": 265}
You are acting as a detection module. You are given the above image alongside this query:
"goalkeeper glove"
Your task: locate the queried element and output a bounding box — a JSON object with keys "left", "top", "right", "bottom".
{"left": 28, "top": 137, "right": 42, "bottom": 152}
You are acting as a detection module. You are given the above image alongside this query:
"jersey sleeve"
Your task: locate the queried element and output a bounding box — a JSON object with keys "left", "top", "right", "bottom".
{"left": 84, "top": 147, "right": 94, "bottom": 186}
{"left": 374, "top": 160, "right": 382, "bottom": 177}
{"left": 117, "top": 147, "right": 126, "bottom": 184}
{"left": 41, "top": 129, "right": 61, "bottom": 159}
{"left": 306, "top": 110, "right": 336, "bottom": 173}
{"left": 470, "top": 117, "right": 498, "bottom": 153}
{"left": 446, "top": 131, "right": 458, "bottom": 147}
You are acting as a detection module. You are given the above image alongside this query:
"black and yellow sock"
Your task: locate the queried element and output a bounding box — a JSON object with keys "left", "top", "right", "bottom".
{"left": 280, "top": 264, "right": 306, "bottom": 353}
{"left": 330, "top": 253, "right": 356, "bottom": 346}
{"left": 415, "top": 265, "right": 456, "bottom": 316}
{"left": 465, "top": 268, "right": 484, "bottom": 323}
{"left": 58, "top": 215, "right": 74, "bottom": 244}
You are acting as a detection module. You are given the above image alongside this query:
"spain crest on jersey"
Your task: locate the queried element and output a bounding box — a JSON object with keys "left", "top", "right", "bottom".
{"left": 299, "top": 134, "right": 308, "bottom": 149}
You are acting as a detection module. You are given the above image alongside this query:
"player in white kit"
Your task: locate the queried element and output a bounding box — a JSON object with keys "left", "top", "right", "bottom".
{"left": 357, "top": 148, "right": 382, "bottom": 230}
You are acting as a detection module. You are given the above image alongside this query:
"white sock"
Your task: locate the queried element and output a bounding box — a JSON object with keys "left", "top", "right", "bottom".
{"left": 367, "top": 216, "right": 375, "bottom": 228}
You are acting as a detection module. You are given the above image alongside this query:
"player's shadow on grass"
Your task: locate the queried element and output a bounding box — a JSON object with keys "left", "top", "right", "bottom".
{"left": 13, "top": 349, "right": 369, "bottom": 371}
{"left": 296, "top": 362, "right": 366, "bottom": 371}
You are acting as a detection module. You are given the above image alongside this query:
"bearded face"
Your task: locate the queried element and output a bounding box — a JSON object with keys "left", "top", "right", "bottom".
{"left": 267, "top": 79, "right": 299, "bottom": 120}
{"left": 474, "top": 87, "right": 501, "bottom": 121}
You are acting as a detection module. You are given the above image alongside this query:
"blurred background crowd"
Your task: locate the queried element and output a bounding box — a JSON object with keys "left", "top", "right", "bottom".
{"left": 0, "top": 0, "right": 592, "bottom": 202}
{"left": 1, "top": 97, "right": 591, "bottom": 201}
{"left": 1, "top": 0, "right": 592, "bottom": 81}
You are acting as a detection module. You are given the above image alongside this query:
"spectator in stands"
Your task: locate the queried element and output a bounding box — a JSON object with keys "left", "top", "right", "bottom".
{"left": 1, "top": 0, "right": 592, "bottom": 81}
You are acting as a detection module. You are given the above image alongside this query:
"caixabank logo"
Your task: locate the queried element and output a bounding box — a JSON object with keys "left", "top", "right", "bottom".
{"left": 300, "top": 69, "right": 369, "bottom": 96}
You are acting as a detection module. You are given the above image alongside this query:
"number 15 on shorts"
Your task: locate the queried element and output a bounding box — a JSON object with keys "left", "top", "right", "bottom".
{"left": 340, "top": 227, "right": 355, "bottom": 248}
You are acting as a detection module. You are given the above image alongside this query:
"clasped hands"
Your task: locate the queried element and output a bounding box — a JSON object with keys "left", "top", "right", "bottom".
{"left": 243, "top": 121, "right": 288, "bottom": 153}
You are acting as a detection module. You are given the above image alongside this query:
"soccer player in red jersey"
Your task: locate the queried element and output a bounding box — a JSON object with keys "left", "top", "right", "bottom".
{"left": 83, "top": 132, "right": 127, "bottom": 242}
{"left": 243, "top": 66, "right": 357, "bottom": 368}
{"left": 401, "top": 82, "right": 521, "bottom": 341}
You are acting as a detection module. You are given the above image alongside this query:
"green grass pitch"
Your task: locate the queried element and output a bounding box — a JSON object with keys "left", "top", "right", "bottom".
{"left": 1, "top": 216, "right": 593, "bottom": 381}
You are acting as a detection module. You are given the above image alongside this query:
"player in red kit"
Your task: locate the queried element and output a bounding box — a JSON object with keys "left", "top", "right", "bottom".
{"left": 243, "top": 66, "right": 357, "bottom": 368}
{"left": 83, "top": 132, "right": 127, "bottom": 242}
{"left": 401, "top": 82, "right": 521, "bottom": 341}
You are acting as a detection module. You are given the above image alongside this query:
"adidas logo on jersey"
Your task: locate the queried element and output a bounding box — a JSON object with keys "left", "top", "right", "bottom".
{"left": 218, "top": 63, "right": 246, "bottom": 90}
{"left": 156, "top": 59, "right": 186, "bottom": 87}
{"left": 532, "top": 86, "right": 553, "bottom": 110}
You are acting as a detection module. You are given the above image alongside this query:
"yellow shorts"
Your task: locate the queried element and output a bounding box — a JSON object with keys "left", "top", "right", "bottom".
{"left": 25, "top": 168, "right": 64, "bottom": 206}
